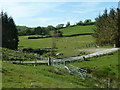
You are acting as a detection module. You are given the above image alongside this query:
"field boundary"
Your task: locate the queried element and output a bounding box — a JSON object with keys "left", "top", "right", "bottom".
{"left": 4, "top": 48, "right": 119, "bottom": 64}
{"left": 28, "top": 33, "right": 93, "bottom": 39}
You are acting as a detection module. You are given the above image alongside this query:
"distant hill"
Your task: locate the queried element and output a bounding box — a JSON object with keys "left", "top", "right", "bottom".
{"left": 50, "top": 25, "right": 95, "bottom": 36}
{"left": 17, "top": 25, "right": 95, "bottom": 37}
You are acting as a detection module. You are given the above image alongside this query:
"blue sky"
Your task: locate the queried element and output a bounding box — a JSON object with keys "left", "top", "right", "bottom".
{"left": 0, "top": 1, "right": 118, "bottom": 27}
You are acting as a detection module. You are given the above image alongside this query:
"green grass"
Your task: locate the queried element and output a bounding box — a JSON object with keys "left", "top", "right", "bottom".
{"left": 69, "top": 50, "right": 119, "bottom": 79}
{"left": 26, "top": 35, "right": 42, "bottom": 37}
{"left": 49, "top": 25, "right": 95, "bottom": 36}
{"left": 19, "top": 35, "right": 95, "bottom": 58}
{"left": 2, "top": 62, "right": 97, "bottom": 88}
{"left": 19, "top": 36, "right": 52, "bottom": 49}
{"left": 70, "top": 51, "right": 118, "bottom": 69}
{"left": 2, "top": 50, "right": 119, "bottom": 88}
{"left": 67, "top": 50, "right": 119, "bottom": 88}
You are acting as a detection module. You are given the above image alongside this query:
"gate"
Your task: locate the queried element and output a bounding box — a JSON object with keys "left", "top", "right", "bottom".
{"left": 48, "top": 57, "right": 87, "bottom": 80}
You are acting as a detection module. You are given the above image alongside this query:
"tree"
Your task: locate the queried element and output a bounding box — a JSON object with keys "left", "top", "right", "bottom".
{"left": 1, "top": 11, "right": 19, "bottom": 50}
{"left": 56, "top": 24, "right": 64, "bottom": 29}
{"left": 115, "top": 8, "right": 120, "bottom": 47}
{"left": 41, "top": 27, "right": 49, "bottom": 35}
{"left": 76, "top": 20, "right": 83, "bottom": 25}
{"left": 76, "top": 20, "right": 95, "bottom": 26}
{"left": 34, "top": 26, "right": 42, "bottom": 35}
{"left": 53, "top": 30, "right": 63, "bottom": 37}
{"left": 66, "top": 22, "right": 70, "bottom": 27}
{"left": 46, "top": 25, "right": 56, "bottom": 31}
{"left": 84, "top": 19, "right": 91, "bottom": 23}
{"left": 93, "top": 8, "right": 120, "bottom": 47}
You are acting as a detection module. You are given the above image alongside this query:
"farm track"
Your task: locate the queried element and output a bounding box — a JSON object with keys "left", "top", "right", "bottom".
{"left": 3, "top": 48, "right": 119, "bottom": 64}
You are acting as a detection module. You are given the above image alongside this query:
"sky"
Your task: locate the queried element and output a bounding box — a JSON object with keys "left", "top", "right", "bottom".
{"left": 0, "top": 1, "right": 119, "bottom": 27}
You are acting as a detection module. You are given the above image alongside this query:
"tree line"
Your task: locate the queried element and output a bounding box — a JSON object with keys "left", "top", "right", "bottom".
{"left": 17, "top": 25, "right": 55, "bottom": 36}
{"left": 76, "top": 19, "right": 95, "bottom": 26}
{"left": 17, "top": 19, "right": 95, "bottom": 36}
{"left": 93, "top": 8, "right": 120, "bottom": 47}
{"left": 1, "top": 11, "right": 19, "bottom": 50}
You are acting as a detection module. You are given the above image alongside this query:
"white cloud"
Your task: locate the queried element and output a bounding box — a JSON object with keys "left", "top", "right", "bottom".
{"left": 0, "top": 2, "right": 65, "bottom": 27}
{"left": 0, "top": 1, "right": 118, "bottom": 27}
{"left": 0, "top": 2, "right": 64, "bottom": 18}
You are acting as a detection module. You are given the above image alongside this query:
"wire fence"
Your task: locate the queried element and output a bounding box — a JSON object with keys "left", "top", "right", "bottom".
{"left": 50, "top": 57, "right": 87, "bottom": 80}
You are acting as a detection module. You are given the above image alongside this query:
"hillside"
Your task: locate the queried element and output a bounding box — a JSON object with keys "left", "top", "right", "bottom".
{"left": 60, "top": 25, "right": 95, "bottom": 36}
{"left": 17, "top": 25, "right": 95, "bottom": 37}
{"left": 49, "top": 25, "right": 95, "bottom": 36}
{"left": 2, "top": 63, "right": 96, "bottom": 88}
{"left": 69, "top": 50, "right": 119, "bottom": 88}
{"left": 2, "top": 48, "right": 119, "bottom": 88}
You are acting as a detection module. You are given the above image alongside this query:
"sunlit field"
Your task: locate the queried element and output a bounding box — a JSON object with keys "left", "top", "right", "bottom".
{"left": 19, "top": 35, "right": 95, "bottom": 58}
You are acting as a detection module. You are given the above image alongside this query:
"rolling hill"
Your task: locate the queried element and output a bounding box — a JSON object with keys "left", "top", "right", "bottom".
{"left": 49, "top": 25, "right": 95, "bottom": 36}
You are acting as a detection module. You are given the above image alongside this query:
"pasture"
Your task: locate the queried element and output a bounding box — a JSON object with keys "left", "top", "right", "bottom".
{"left": 19, "top": 35, "right": 95, "bottom": 58}
{"left": 49, "top": 25, "right": 95, "bottom": 36}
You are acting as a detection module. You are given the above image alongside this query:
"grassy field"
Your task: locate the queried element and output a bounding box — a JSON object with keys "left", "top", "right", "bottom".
{"left": 2, "top": 62, "right": 97, "bottom": 88}
{"left": 67, "top": 50, "right": 119, "bottom": 87}
{"left": 18, "top": 25, "right": 97, "bottom": 58}
{"left": 2, "top": 49, "right": 119, "bottom": 88}
{"left": 19, "top": 35, "right": 95, "bottom": 58}
{"left": 49, "top": 25, "right": 95, "bottom": 36}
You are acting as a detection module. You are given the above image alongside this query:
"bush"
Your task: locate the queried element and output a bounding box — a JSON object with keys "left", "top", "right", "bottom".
{"left": 92, "top": 67, "right": 112, "bottom": 78}
{"left": 22, "top": 48, "right": 33, "bottom": 53}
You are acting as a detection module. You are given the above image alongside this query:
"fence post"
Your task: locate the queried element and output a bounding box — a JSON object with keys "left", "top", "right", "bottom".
{"left": 48, "top": 57, "right": 52, "bottom": 66}
{"left": 83, "top": 56, "right": 86, "bottom": 61}
{"left": 107, "top": 78, "right": 110, "bottom": 88}
{"left": 34, "top": 60, "right": 37, "bottom": 67}
{"left": 114, "top": 44, "right": 116, "bottom": 48}
{"left": 65, "top": 61, "right": 66, "bottom": 66}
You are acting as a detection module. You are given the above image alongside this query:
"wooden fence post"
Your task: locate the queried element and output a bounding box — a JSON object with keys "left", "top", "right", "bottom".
{"left": 48, "top": 57, "right": 52, "bottom": 66}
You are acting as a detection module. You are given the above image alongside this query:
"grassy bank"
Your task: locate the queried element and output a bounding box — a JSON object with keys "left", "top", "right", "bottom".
{"left": 2, "top": 62, "right": 97, "bottom": 88}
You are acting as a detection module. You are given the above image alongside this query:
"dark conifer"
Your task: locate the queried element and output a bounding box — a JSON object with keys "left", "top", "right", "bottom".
{"left": 93, "top": 8, "right": 120, "bottom": 47}
{"left": 1, "top": 11, "right": 19, "bottom": 50}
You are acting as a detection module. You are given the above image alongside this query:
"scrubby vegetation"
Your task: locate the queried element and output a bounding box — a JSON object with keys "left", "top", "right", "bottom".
{"left": 2, "top": 48, "right": 48, "bottom": 61}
